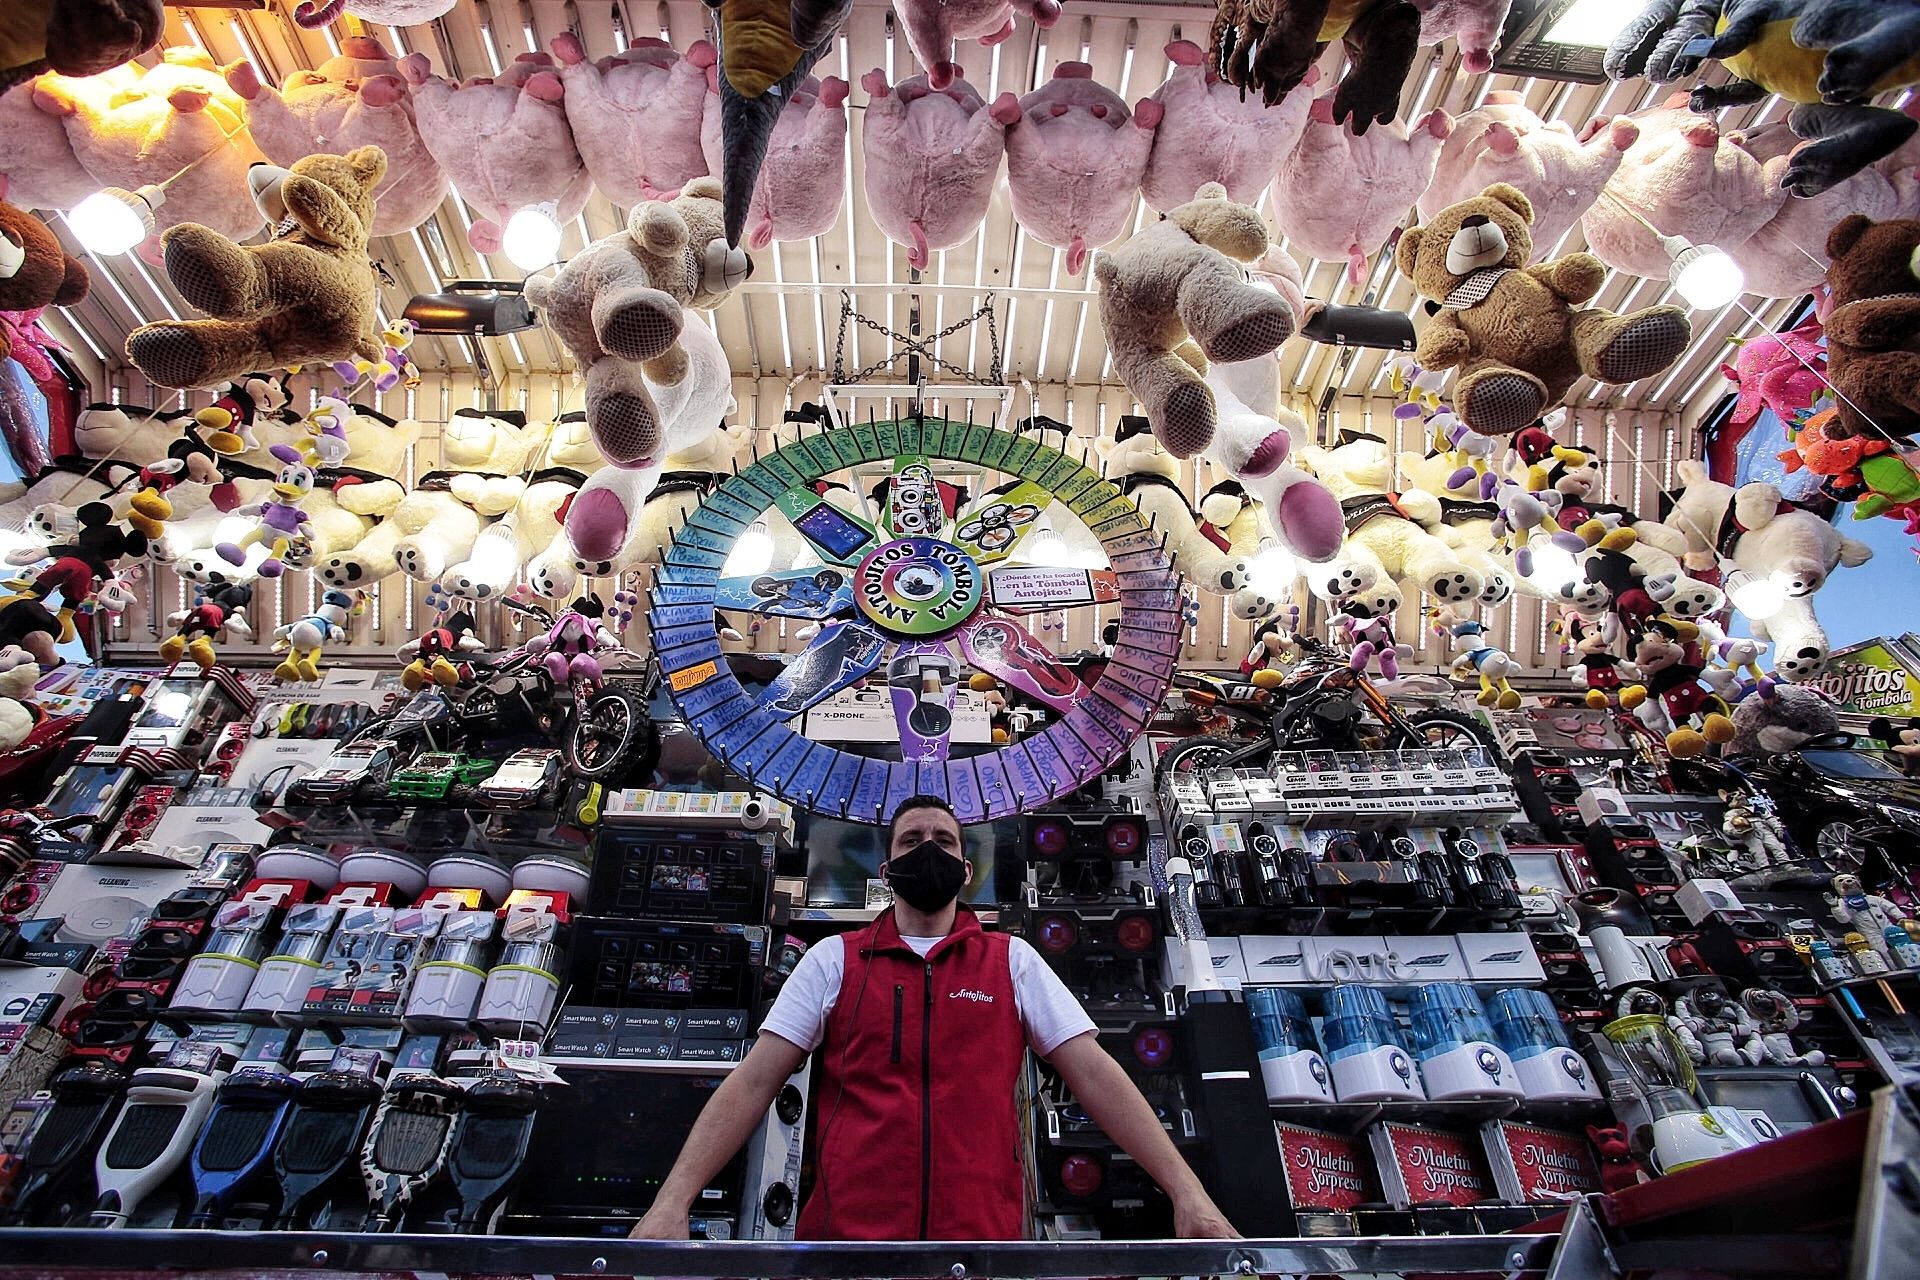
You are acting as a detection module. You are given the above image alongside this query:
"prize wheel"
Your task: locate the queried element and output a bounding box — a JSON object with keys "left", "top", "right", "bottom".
{"left": 651, "top": 417, "right": 1182, "bottom": 824}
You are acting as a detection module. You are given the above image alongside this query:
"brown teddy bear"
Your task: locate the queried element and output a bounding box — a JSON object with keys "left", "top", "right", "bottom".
{"left": 1822, "top": 215, "right": 1920, "bottom": 441}
{"left": 125, "top": 146, "right": 388, "bottom": 391}
{"left": 1094, "top": 181, "right": 1295, "bottom": 459}
{"left": 526, "top": 176, "right": 749, "bottom": 468}
{"left": 1397, "top": 183, "right": 1692, "bottom": 436}
{"left": 0, "top": 0, "right": 162, "bottom": 94}
{"left": 0, "top": 191, "right": 89, "bottom": 343}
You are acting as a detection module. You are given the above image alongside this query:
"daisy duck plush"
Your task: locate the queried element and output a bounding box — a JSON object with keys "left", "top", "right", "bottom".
{"left": 217, "top": 444, "right": 313, "bottom": 576}
{"left": 524, "top": 596, "right": 621, "bottom": 686}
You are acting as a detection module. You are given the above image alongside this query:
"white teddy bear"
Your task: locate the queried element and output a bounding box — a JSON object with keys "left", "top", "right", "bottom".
{"left": 1295, "top": 434, "right": 1484, "bottom": 604}
{"left": 1099, "top": 415, "right": 1261, "bottom": 596}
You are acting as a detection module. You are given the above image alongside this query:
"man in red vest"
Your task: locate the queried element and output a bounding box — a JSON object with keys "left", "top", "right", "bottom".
{"left": 632, "top": 794, "right": 1237, "bottom": 1241}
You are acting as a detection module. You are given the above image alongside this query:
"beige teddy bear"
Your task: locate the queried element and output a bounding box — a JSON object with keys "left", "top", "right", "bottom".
{"left": 1396, "top": 183, "right": 1691, "bottom": 435}
{"left": 1094, "top": 181, "right": 1295, "bottom": 459}
{"left": 525, "top": 176, "right": 748, "bottom": 469}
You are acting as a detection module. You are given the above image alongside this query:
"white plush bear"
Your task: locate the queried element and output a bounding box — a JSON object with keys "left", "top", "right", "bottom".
{"left": 1295, "top": 435, "right": 1483, "bottom": 604}
{"left": 1733, "top": 509, "right": 1872, "bottom": 682}
{"left": 527, "top": 426, "right": 739, "bottom": 599}
{"left": 443, "top": 467, "right": 585, "bottom": 602}
{"left": 0, "top": 404, "right": 186, "bottom": 533}
{"left": 559, "top": 307, "right": 733, "bottom": 567}
{"left": 1098, "top": 415, "right": 1259, "bottom": 595}
{"left": 1200, "top": 345, "right": 1343, "bottom": 565}
{"left": 1634, "top": 459, "right": 1788, "bottom": 574}
{"left": 385, "top": 409, "right": 551, "bottom": 583}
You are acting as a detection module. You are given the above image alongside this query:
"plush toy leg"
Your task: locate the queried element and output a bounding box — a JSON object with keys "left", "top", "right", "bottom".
{"left": 1494, "top": 679, "right": 1521, "bottom": 711}
{"left": 1180, "top": 262, "right": 1296, "bottom": 366}
{"left": 1454, "top": 361, "right": 1550, "bottom": 436}
{"left": 274, "top": 652, "right": 304, "bottom": 683}
{"left": 159, "top": 634, "right": 187, "bottom": 663}
{"left": 402, "top": 659, "right": 428, "bottom": 692}
{"left": 1476, "top": 672, "right": 1499, "bottom": 706}
{"left": 1377, "top": 643, "right": 1400, "bottom": 681}
{"left": 1830, "top": 350, "right": 1920, "bottom": 440}
{"left": 593, "top": 284, "right": 683, "bottom": 364}
{"left": 1571, "top": 306, "right": 1692, "bottom": 386}
{"left": 1782, "top": 102, "right": 1916, "bottom": 199}
{"left": 1128, "top": 349, "right": 1218, "bottom": 459}
{"left": 296, "top": 645, "right": 322, "bottom": 683}
{"left": 1268, "top": 470, "right": 1344, "bottom": 563}
{"left": 162, "top": 225, "right": 273, "bottom": 320}
{"left": 567, "top": 466, "right": 660, "bottom": 563}
{"left": 584, "top": 358, "right": 665, "bottom": 468}
{"left": 1333, "top": 0, "right": 1421, "bottom": 134}
{"left": 1619, "top": 684, "right": 1648, "bottom": 711}
{"left": 1666, "top": 726, "right": 1707, "bottom": 759}
{"left": 1585, "top": 687, "right": 1611, "bottom": 710}
{"left": 430, "top": 657, "right": 461, "bottom": 687}
{"left": 1702, "top": 709, "right": 1736, "bottom": 745}
{"left": 1800, "top": 7, "right": 1920, "bottom": 106}
{"left": 185, "top": 637, "right": 217, "bottom": 671}
{"left": 1349, "top": 640, "right": 1375, "bottom": 673}
{"left": 127, "top": 319, "right": 275, "bottom": 392}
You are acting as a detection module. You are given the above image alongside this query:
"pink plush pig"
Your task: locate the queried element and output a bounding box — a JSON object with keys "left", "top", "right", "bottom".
{"left": 895, "top": 0, "right": 1064, "bottom": 92}
{"left": 1872, "top": 101, "right": 1920, "bottom": 219}
{"left": 1581, "top": 103, "right": 1785, "bottom": 281}
{"left": 860, "top": 69, "right": 1015, "bottom": 270}
{"left": 1004, "top": 63, "right": 1159, "bottom": 276}
{"left": 1728, "top": 121, "right": 1898, "bottom": 299}
{"left": 403, "top": 51, "right": 592, "bottom": 256}
{"left": 34, "top": 49, "right": 265, "bottom": 244}
{"left": 1, "top": 78, "right": 107, "bottom": 212}
{"left": 1418, "top": 92, "right": 1637, "bottom": 249}
{"left": 700, "top": 73, "right": 847, "bottom": 249}
{"left": 1140, "top": 41, "right": 1314, "bottom": 212}
{"left": 1413, "top": 0, "right": 1516, "bottom": 75}
{"left": 224, "top": 36, "right": 447, "bottom": 238}
{"left": 554, "top": 35, "right": 714, "bottom": 208}
{"left": 1268, "top": 98, "right": 1450, "bottom": 284}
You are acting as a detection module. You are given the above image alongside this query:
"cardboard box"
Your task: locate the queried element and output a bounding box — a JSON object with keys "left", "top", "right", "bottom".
{"left": 1239, "top": 934, "right": 1314, "bottom": 985}
{"left": 1676, "top": 878, "right": 1744, "bottom": 925}
{"left": 30, "top": 863, "right": 195, "bottom": 944}
{"left": 1456, "top": 932, "right": 1545, "bottom": 984}
{"left": 1275, "top": 1123, "right": 1380, "bottom": 1212}
{"left": 1575, "top": 787, "right": 1631, "bottom": 827}
{"left": 1480, "top": 1120, "right": 1603, "bottom": 1203}
{"left": 1369, "top": 1122, "right": 1499, "bottom": 1208}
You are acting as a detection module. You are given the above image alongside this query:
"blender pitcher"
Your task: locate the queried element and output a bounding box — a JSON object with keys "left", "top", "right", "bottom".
{"left": 1602, "top": 1014, "right": 1753, "bottom": 1172}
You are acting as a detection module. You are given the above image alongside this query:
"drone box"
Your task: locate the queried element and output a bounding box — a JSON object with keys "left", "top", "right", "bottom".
{"left": 1676, "top": 878, "right": 1744, "bottom": 926}
{"left": 1456, "top": 933, "right": 1545, "bottom": 984}
{"left": 1239, "top": 935, "right": 1313, "bottom": 985}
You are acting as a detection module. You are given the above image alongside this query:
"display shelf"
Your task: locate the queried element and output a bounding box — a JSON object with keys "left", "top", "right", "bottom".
{"left": 0, "top": 1227, "right": 1563, "bottom": 1277}
{"left": 786, "top": 906, "right": 1004, "bottom": 926}
{"left": 539, "top": 1055, "right": 742, "bottom": 1074}
{"left": 1269, "top": 1095, "right": 1526, "bottom": 1133}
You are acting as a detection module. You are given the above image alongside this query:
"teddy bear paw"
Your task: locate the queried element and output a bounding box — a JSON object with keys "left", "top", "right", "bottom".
{"left": 597, "top": 292, "right": 683, "bottom": 363}
{"left": 1591, "top": 309, "right": 1691, "bottom": 385}
{"left": 589, "top": 393, "right": 664, "bottom": 468}
{"left": 395, "top": 543, "right": 443, "bottom": 581}
{"left": 1458, "top": 370, "right": 1549, "bottom": 435}
{"left": 319, "top": 556, "right": 371, "bottom": 588}
{"left": 126, "top": 325, "right": 227, "bottom": 392}
{"left": 1156, "top": 383, "right": 1217, "bottom": 458}
{"left": 1427, "top": 570, "right": 1482, "bottom": 603}
{"left": 1195, "top": 294, "right": 1295, "bottom": 365}
{"left": 1319, "top": 563, "right": 1375, "bottom": 598}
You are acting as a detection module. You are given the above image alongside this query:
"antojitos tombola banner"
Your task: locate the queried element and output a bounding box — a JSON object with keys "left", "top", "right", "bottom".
{"left": 1803, "top": 639, "right": 1920, "bottom": 718}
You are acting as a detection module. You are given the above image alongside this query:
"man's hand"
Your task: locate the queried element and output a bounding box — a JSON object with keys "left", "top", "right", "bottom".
{"left": 629, "top": 1201, "right": 690, "bottom": 1239}
{"left": 1174, "top": 1190, "right": 1241, "bottom": 1239}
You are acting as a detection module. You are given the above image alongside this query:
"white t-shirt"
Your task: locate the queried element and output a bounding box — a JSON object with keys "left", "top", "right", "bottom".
{"left": 759, "top": 932, "right": 1097, "bottom": 1058}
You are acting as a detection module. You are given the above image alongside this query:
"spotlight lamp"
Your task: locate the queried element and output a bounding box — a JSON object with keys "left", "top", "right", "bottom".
{"left": 68, "top": 186, "right": 165, "bottom": 257}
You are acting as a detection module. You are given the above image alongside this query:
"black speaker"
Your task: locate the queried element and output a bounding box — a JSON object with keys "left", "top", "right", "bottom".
{"left": 1182, "top": 992, "right": 1295, "bottom": 1236}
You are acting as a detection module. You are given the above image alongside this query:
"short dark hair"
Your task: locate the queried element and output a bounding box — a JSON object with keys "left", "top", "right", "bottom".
{"left": 889, "top": 794, "right": 959, "bottom": 845}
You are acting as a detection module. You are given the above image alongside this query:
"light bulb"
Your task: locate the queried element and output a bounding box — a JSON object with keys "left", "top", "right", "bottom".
{"left": 724, "top": 522, "right": 774, "bottom": 576}
{"left": 1524, "top": 543, "right": 1582, "bottom": 595}
{"left": 502, "top": 205, "right": 562, "bottom": 272}
{"left": 1727, "top": 569, "right": 1785, "bottom": 621}
{"left": 464, "top": 525, "right": 522, "bottom": 593}
{"left": 1024, "top": 524, "right": 1073, "bottom": 567}
{"left": 69, "top": 187, "right": 162, "bottom": 257}
{"left": 1669, "top": 242, "right": 1745, "bottom": 309}
{"left": 1246, "top": 544, "right": 1297, "bottom": 596}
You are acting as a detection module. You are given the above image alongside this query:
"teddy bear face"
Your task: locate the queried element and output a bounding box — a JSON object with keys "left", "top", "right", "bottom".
{"left": 1825, "top": 215, "right": 1920, "bottom": 306}
{"left": 1396, "top": 183, "right": 1536, "bottom": 299}
{"left": 284, "top": 146, "right": 387, "bottom": 243}
{"left": 0, "top": 202, "right": 86, "bottom": 313}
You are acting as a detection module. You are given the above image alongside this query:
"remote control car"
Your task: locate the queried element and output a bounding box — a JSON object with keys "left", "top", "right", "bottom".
{"left": 472, "top": 748, "right": 564, "bottom": 811}
{"left": 288, "top": 738, "right": 402, "bottom": 804}
{"left": 386, "top": 752, "right": 497, "bottom": 802}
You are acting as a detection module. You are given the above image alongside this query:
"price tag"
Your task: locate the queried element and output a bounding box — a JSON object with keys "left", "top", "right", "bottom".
{"left": 488, "top": 1039, "right": 567, "bottom": 1084}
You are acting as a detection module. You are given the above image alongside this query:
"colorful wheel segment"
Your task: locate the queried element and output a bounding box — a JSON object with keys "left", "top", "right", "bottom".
{"left": 651, "top": 417, "right": 1182, "bottom": 826}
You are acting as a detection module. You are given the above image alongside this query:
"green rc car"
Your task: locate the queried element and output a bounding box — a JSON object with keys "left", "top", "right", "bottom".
{"left": 386, "top": 752, "right": 498, "bottom": 802}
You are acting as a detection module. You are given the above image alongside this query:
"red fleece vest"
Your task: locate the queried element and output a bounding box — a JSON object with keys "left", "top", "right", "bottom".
{"left": 795, "top": 907, "right": 1027, "bottom": 1241}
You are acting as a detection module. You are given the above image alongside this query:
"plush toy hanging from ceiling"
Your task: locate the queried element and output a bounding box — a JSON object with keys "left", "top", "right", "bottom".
{"left": 290, "top": 0, "right": 454, "bottom": 29}
{"left": 1397, "top": 183, "right": 1692, "bottom": 436}
{"left": 553, "top": 35, "right": 716, "bottom": 208}
{"left": 1140, "top": 41, "right": 1315, "bottom": 213}
{"left": 709, "top": 0, "right": 854, "bottom": 246}
{"left": 1004, "top": 64, "right": 1160, "bottom": 276}
{"left": 525, "top": 179, "right": 745, "bottom": 472}
{"left": 125, "top": 146, "right": 388, "bottom": 392}
{"left": 225, "top": 36, "right": 448, "bottom": 239}
{"left": 0, "top": 185, "right": 88, "bottom": 445}
{"left": 1819, "top": 214, "right": 1920, "bottom": 441}
{"left": 1721, "top": 317, "right": 1828, "bottom": 431}
{"left": 0, "top": 0, "right": 162, "bottom": 94}
{"left": 1095, "top": 182, "right": 1295, "bottom": 459}
{"left": 1605, "top": 0, "right": 1920, "bottom": 197}
{"left": 861, "top": 68, "right": 1015, "bottom": 270}
{"left": 893, "top": 0, "right": 1061, "bottom": 92}
{"left": 699, "top": 70, "right": 849, "bottom": 250}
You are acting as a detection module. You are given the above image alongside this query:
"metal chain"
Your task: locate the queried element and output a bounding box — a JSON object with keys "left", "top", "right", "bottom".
{"left": 831, "top": 292, "right": 1003, "bottom": 386}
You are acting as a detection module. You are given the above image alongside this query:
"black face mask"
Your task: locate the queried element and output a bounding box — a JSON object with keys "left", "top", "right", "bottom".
{"left": 886, "top": 840, "right": 967, "bottom": 913}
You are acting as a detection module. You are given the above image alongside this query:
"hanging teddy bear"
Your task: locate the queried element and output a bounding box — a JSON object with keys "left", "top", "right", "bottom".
{"left": 1396, "top": 183, "right": 1691, "bottom": 436}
